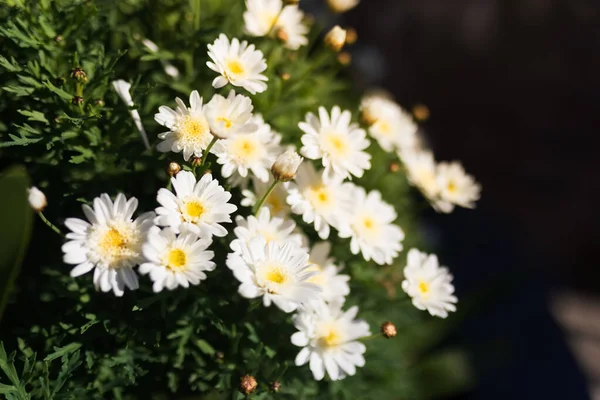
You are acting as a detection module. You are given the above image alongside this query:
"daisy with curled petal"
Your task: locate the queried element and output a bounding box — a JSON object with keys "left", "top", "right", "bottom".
{"left": 400, "top": 148, "right": 442, "bottom": 201}
{"left": 401, "top": 248, "right": 457, "bottom": 318}
{"left": 207, "top": 34, "right": 268, "bottom": 95}
{"left": 286, "top": 162, "right": 353, "bottom": 240}
{"left": 299, "top": 106, "right": 371, "bottom": 182}
{"left": 243, "top": 0, "right": 308, "bottom": 50}
{"left": 230, "top": 207, "right": 304, "bottom": 253}
{"left": 62, "top": 193, "right": 155, "bottom": 297}
{"left": 155, "top": 90, "right": 212, "bottom": 161}
{"left": 139, "top": 226, "right": 215, "bottom": 292}
{"left": 291, "top": 300, "right": 370, "bottom": 381}
{"left": 205, "top": 90, "right": 257, "bottom": 139}
{"left": 305, "top": 242, "right": 350, "bottom": 303}
{"left": 241, "top": 177, "right": 291, "bottom": 217}
{"left": 154, "top": 170, "right": 237, "bottom": 237}
{"left": 436, "top": 161, "right": 481, "bottom": 212}
{"left": 338, "top": 184, "right": 405, "bottom": 265}
{"left": 226, "top": 237, "right": 322, "bottom": 312}
{"left": 213, "top": 115, "right": 282, "bottom": 183}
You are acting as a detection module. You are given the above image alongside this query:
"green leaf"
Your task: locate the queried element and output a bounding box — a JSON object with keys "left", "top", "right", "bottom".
{"left": 17, "top": 110, "right": 49, "bottom": 124}
{"left": 0, "top": 166, "right": 32, "bottom": 323}
{"left": 0, "top": 134, "right": 42, "bottom": 148}
{"left": 43, "top": 343, "right": 81, "bottom": 362}
{"left": 0, "top": 55, "right": 22, "bottom": 72}
{"left": 43, "top": 80, "right": 72, "bottom": 100}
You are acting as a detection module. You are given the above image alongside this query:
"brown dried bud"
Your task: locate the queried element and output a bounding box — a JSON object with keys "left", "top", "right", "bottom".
{"left": 412, "top": 104, "right": 430, "bottom": 122}
{"left": 215, "top": 351, "right": 224, "bottom": 362}
{"left": 240, "top": 375, "right": 258, "bottom": 395}
{"left": 345, "top": 28, "right": 358, "bottom": 45}
{"left": 71, "top": 96, "right": 84, "bottom": 105}
{"left": 166, "top": 162, "right": 182, "bottom": 177}
{"left": 280, "top": 72, "right": 291, "bottom": 81}
{"left": 190, "top": 157, "right": 202, "bottom": 167}
{"left": 324, "top": 26, "right": 347, "bottom": 52}
{"left": 70, "top": 67, "right": 88, "bottom": 84}
{"left": 55, "top": 35, "right": 63, "bottom": 43}
{"left": 337, "top": 52, "right": 352, "bottom": 66}
{"left": 270, "top": 381, "right": 281, "bottom": 392}
{"left": 277, "top": 28, "right": 289, "bottom": 44}
{"left": 388, "top": 162, "right": 401, "bottom": 173}
{"left": 380, "top": 321, "right": 397, "bottom": 338}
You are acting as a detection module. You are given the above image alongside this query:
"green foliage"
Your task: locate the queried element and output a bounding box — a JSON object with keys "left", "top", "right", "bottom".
{"left": 0, "top": 0, "right": 472, "bottom": 398}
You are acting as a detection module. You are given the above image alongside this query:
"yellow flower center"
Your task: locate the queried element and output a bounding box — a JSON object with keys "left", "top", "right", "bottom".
{"left": 375, "top": 120, "right": 392, "bottom": 135}
{"left": 323, "top": 132, "right": 349, "bottom": 157}
{"left": 266, "top": 269, "right": 287, "bottom": 284}
{"left": 230, "top": 137, "right": 259, "bottom": 161}
{"left": 265, "top": 193, "right": 285, "bottom": 216}
{"left": 227, "top": 60, "right": 245, "bottom": 75}
{"left": 319, "top": 327, "right": 342, "bottom": 348}
{"left": 362, "top": 217, "right": 375, "bottom": 230}
{"left": 99, "top": 228, "right": 127, "bottom": 254}
{"left": 306, "top": 263, "right": 325, "bottom": 286}
{"left": 418, "top": 281, "right": 430, "bottom": 295}
{"left": 167, "top": 248, "right": 187, "bottom": 271}
{"left": 308, "top": 185, "right": 333, "bottom": 210}
{"left": 177, "top": 115, "right": 210, "bottom": 145}
{"left": 185, "top": 200, "right": 205, "bottom": 219}
{"left": 447, "top": 181, "right": 456, "bottom": 193}
{"left": 216, "top": 116, "right": 233, "bottom": 129}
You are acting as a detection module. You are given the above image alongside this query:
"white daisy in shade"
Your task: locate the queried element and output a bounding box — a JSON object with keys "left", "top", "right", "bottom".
{"left": 154, "top": 170, "right": 237, "bottom": 237}
{"left": 360, "top": 94, "right": 418, "bottom": 153}
{"left": 338, "top": 184, "right": 404, "bottom": 265}
{"left": 299, "top": 106, "right": 371, "bottom": 182}
{"left": 62, "top": 193, "right": 155, "bottom": 297}
{"left": 155, "top": 90, "right": 212, "bottom": 161}
{"left": 213, "top": 115, "right": 282, "bottom": 183}
{"left": 241, "top": 177, "right": 291, "bottom": 217}
{"left": 291, "top": 300, "right": 370, "bottom": 381}
{"left": 204, "top": 90, "right": 257, "bottom": 139}
{"left": 436, "top": 161, "right": 481, "bottom": 213}
{"left": 401, "top": 248, "right": 457, "bottom": 318}
{"left": 226, "top": 237, "right": 322, "bottom": 312}
{"left": 305, "top": 242, "right": 350, "bottom": 303}
{"left": 286, "top": 162, "right": 353, "bottom": 240}
{"left": 207, "top": 34, "right": 268, "bottom": 95}
{"left": 244, "top": 0, "right": 308, "bottom": 50}
{"left": 230, "top": 207, "right": 304, "bottom": 253}
{"left": 139, "top": 226, "right": 215, "bottom": 292}
{"left": 400, "top": 148, "right": 445, "bottom": 208}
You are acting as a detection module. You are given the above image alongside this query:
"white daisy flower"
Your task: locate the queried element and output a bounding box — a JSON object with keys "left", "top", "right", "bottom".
{"left": 436, "top": 161, "right": 481, "bottom": 212}
{"left": 213, "top": 115, "right": 282, "bottom": 183}
{"left": 360, "top": 94, "right": 418, "bottom": 153}
{"left": 401, "top": 248, "right": 458, "bottom": 318}
{"left": 204, "top": 90, "right": 257, "bottom": 139}
{"left": 338, "top": 184, "right": 404, "bottom": 265}
{"left": 112, "top": 80, "right": 150, "bottom": 150}
{"left": 291, "top": 300, "right": 370, "bottom": 381}
{"left": 400, "top": 148, "right": 443, "bottom": 204}
{"left": 243, "top": 0, "right": 308, "bottom": 50}
{"left": 139, "top": 226, "right": 215, "bottom": 292}
{"left": 299, "top": 106, "right": 371, "bottom": 182}
{"left": 241, "top": 177, "right": 291, "bottom": 217}
{"left": 154, "top": 170, "right": 237, "bottom": 237}
{"left": 207, "top": 34, "right": 268, "bottom": 95}
{"left": 230, "top": 207, "right": 304, "bottom": 253}
{"left": 305, "top": 242, "right": 350, "bottom": 303}
{"left": 27, "top": 186, "right": 47, "bottom": 212}
{"left": 226, "top": 237, "right": 322, "bottom": 312}
{"left": 62, "top": 193, "right": 155, "bottom": 297}
{"left": 286, "top": 162, "right": 353, "bottom": 239}
{"left": 154, "top": 90, "right": 212, "bottom": 161}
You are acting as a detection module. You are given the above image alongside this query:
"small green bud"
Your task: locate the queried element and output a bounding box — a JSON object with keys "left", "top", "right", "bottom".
{"left": 70, "top": 67, "right": 88, "bottom": 84}
{"left": 270, "top": 381, "right": 281, "bottom": 392}
{"left": 71, "top": 96, "right": 84, "bottom": 105}
{"left": 94, "top": 99, "right": 105, "bottom": 107}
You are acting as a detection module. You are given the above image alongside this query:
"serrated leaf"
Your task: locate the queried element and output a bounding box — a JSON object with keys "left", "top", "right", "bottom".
{"left": 44, "top": 343, "right": 81, "bottom": 362}
{"left": 43, "top": 80, "right": 72, "bottom": 100}
{"left": 17, "top": 110, "right": 49, "bottom": 124}
{"left": 0, "top": 55, "right": 21, "bottom": 72}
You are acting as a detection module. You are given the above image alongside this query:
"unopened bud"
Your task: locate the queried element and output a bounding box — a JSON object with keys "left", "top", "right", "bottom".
{"left": 191, "top": 157, "right": 202, "bottom": 168}
{"left": 28, "top": 187, "right": 47, "bottom": 212}
{"left": 327, "top": 0, "right": 360, "bottom": 13}
{"left": 337, "top": 52, "right": 352, "bottom": 66}
{"left": 281, "top": 72, "right": 291, "bottom": 81}
{"left": 54, "top": 35, "right": 63, "bottom": 43}
{"left": 70, "top": 67, "right": 88, "bottom": 84}
{"left": 215, "top": 351, "right": 224, "bottom": 362}
{"left": 71, "top": 96, "right": 84, "bottom": 105}
{"left": 380, "top": 321, "right": 397, "bottom": 338}
{"left": 324, "top": 26, "right": 347, "bottom": 52}
{"left": 345, "top": 27, "right": 358, "bottom": 45}
{"left": 166, "top": 162, "right": 182, "bottom": 177}
{"left": 270, "top": 381, "right": 281, "bottom": 392}
{"left": 412, "top": 104, "right": 430, "bottom": 122}
{"left": 240, "top": 375, "right": 258, "bottom": 395}
{"left": 94, "top": 99, "right": 105, "bottom": 107}
{"left": 277, "top": 28, "right": 289, "bottom": 44}
{"left": 272, "top": 150, "right": 303, "bottom": 182}
{"left": 389, "top": 162, "right": 401, "bottom": 173}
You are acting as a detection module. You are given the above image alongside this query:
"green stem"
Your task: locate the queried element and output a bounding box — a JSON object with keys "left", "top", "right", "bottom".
{"left": 38, "top": 211, "right": 63, "bottom": 236}
{"left": 193, "top": 0, "right": 201, "bottom": 31}
{"left": 200, "top": 137, "right": 219, "bottom": 166}
{"left": 253, "top": 180, "right": 279, "bottom": 215}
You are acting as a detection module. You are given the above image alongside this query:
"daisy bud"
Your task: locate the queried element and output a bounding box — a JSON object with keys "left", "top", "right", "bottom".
{"left": 272, "top": 150, "right": 303, "bottom": 182}
{"left": 389, "top": 161, "right": 401, "bottom": 173}
{"left": 70, "top": 67, "right": 88, "bottom": 84}
{"left": 166, "top": 162, "right": 182, "bottom": 177}
{"left": 337, "top": 52, "right": 352, "bottom": 66}
{"left": 412, "top": 104, "right": 430, "bottom": 122}
{"left": 191, "top": 157, "right": 202, "bottom": 168}
{"left": 239, "top": 375, "right": 258, "bottom": 395}
{"left": 324, "top": 26, "right": 347, "bottom": 52}
{"left": 27, "top": 187, "right": 47, "bottom": 212}
{"left": 283, "top": 0, "right": 299, "bottom": 4}
{"left": 270, "top": 381, "right": 281, "bottom": 392}
{"left": 380, "top": 321, "right": 397, "bottom": 338}
{"left": 327, "top": 0, "right": 359, "bottom": 13}
{"left": 345, "top": 27, "right": 358, "bottom": 45}
{"left": 94, "top": 99, "right": 105, "bottom": 107}
{"left": 281, "top": 72, "right": 291, "bottom": 81}
{"left": 71, "top": 96, "right": 84, "bottom": 105}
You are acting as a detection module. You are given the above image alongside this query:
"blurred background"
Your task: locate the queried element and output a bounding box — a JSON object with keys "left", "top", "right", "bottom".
{"left": 308, "top": 0, "right": 600, "bottom": 398}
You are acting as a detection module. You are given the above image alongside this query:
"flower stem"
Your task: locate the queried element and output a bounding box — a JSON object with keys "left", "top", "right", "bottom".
{"left": 253, "top": 180, "right": 279, "bottom": 215}
{"left": 266, "top": 8, "right": 285, "bottom": 37}
{"left": 38, "top": 211, "right": 63, "bottom": 236}
{"left": 200, "top": 137, "right": 219, "bottom": 167}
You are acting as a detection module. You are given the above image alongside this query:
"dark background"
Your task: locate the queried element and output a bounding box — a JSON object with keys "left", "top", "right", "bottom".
{"left": 312, "top": 0, "right": 600, "bottom": 398}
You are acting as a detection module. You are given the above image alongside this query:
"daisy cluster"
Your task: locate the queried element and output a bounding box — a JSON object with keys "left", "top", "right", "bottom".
{"left": 53, "top": 0, "right": 470, "bottom": 385}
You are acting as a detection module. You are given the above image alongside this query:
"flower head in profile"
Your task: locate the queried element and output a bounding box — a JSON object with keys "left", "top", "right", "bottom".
{"left": 154, "top": 171, "right": 237, "bottom": 237}
{"left": 286, "top": 162, "right": 353, "bottom": 239}
{"left": 28, "top": 186, "right": 47, "bottom": 212}
{"left": 401, "top": 248, "right": 457, "bottom": 318}
{"left": 213, "top": 115, "right": 282, "bottom": 182}
{"left": 155, "top": 90, "right": 212, "bottom": 161}
{"left": 436, "top": 161, "right": 481, "bottom": 212}
{"left": 207, "top": 34, "right": 268, "bottom": 94}
{"left": 112, "top": 80, "right": 150, "bottom": 150}
{"left": 338, "top": 184, "right": 404, "bottom": 265}
{"left": 244, "top": 0, "right": 308, "bottom": 50}
{"left": 62, "top": 194, "right": 155, "bottom": 297}
{"left": 272, "top": 149, "right": 303, "bottom": 182}
{"left": 205, "top": 90, "right": 257, "bottom": 139}
{"left": 291, "top": 300, "right": 370, "bottom": 381}
{"left": 229, "top": 207, "right": 305, "bottom": 253}
{"left": 324, "top": 26, "right": 347, "bottom": 52}
{"left": 305, "top": 242, "right": 350, "bottom": 303}
{"left": 139, "top": 226, "right": 215, "bottom": 292}
{"left": 226, "top": 237, "right": 322, "bottom": 312}
{"left": 299, "top": 106, "right": 371, "bottom": 182}
{"left": 242, "top": 177, "right": 291, "bottom": 217}
{"left": 401, "top": 148, "right": 441, "bottom": 202}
